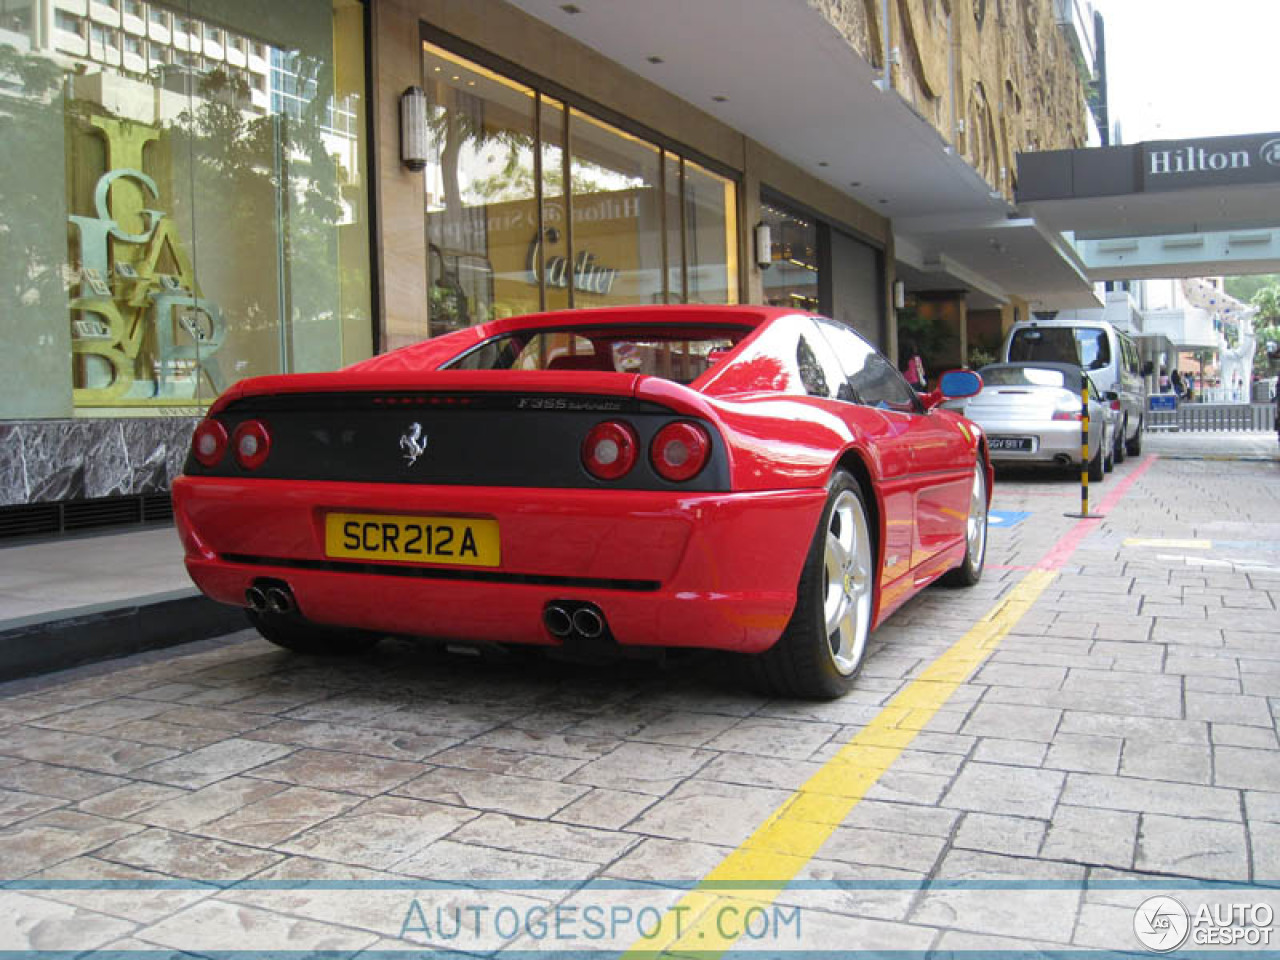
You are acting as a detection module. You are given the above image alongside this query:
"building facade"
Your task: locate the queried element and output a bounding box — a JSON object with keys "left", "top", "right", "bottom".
{"left": 0, "top": 0, "right": 1091, "bottom": 533}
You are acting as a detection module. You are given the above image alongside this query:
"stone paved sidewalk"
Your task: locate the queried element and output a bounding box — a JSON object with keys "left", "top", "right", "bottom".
{"left": 0, "top": 448, "right": 1276, "bottom": 954}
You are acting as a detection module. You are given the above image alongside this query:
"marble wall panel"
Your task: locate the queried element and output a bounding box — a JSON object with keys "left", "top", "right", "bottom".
{"left": 0, "top": 425, "right": 28, "bottom": 507}
{"left": 0, "top": 419, "right": 198, "bottom": 506}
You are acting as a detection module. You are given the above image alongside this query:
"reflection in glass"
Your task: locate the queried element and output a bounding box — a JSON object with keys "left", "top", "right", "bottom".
{"left": 419, "top": 41, "right": 740, "bottom": 329}
{"left": 423, "top": 42, "right": 538, "bottom": 332}
{"left": 684, "top": 158, "right": 737, "bottom": 305}
{"left": 539, "top": 95, "right": 569, "bottom": 312}
{"left": 761, "top": 200, "right": 819, "bottom": 312}
{"left": 569, "top": 109, "right": 663, "bottom": 307}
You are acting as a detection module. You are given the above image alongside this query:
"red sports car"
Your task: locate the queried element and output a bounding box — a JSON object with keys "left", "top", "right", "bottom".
{"left": 174, "top": 305, "right": 990, "bottom": 699}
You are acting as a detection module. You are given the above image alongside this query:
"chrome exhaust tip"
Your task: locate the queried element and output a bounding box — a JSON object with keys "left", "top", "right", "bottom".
{"left": 543, "top": 604, "right": 573, "bottom": 638}
{"left": 572, "top": 606, "right": 605, "bottom": 640}
{"left": 244, "top": 586, "right": 267, "bottom": 612}
{"left": 264, "top": 586, "right": 295, "bottom": 615}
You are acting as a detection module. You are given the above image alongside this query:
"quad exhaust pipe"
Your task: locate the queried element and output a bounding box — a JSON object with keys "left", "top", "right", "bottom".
{"left": 543, "top": 601, "right": 608, "bottom": 641}
{"left": 245, "top": 585, "right": 267, "bottom": 612}
{"left": 246, "top": 580, "right": 297, "bottom": 616}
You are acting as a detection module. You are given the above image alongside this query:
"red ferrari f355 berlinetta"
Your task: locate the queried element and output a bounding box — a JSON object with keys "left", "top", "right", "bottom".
{"left": 174, "top": 305, "right": 991, "bottom": 699}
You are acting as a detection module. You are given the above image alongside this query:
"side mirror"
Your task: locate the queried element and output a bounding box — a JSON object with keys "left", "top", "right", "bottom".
{"left": 940, "top": 369, "right": 983, "bottom": 398}
{"left": 924, "top": 369, "right": 983, "bottom": 409}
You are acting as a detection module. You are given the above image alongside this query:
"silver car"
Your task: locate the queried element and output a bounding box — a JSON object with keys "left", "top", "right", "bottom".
{"left": 954, "top": 363, "right": 1117, "bottom": 480}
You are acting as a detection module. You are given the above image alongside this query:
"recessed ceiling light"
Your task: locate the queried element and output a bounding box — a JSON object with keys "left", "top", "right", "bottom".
{"left": 711, "top": 95, "right": 728, "bottom": 102}
{"left": 818, "top": 161, "right": 829, "bottom": 168}
{"left": 850, "top": 181, "right": 861, "bottom": 187}
{"left": 878, "top": 198, "right": 889, "bottom": 204}
{"left": 647, "top": 55, "right": 664, "bottom": 64}
{"left": 560, "top": 3, "right": 581, "bottom": 12}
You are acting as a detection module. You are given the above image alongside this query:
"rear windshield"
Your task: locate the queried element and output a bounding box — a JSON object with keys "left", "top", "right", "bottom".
{"left": 445, "top": 326, "right": 746, "bottom": 385}
{"left": 1008, "top": 327, "right": 1110, "bottom": 370}
{"left": 980, "top": 365, "right": 1079, "bottom": 390}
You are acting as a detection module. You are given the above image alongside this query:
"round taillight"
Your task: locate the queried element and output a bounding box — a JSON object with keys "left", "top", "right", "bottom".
{"left": 582, "top": 421, "right": 638, "bottom": 481}
{"left": 650, "top": 421, "right": 710, "bottom": 482}
{"left": 191, "top": 419, "right": 228, "bottom": 468}
{"left": 231, "top": 419, "right": 272, "bottom": 470}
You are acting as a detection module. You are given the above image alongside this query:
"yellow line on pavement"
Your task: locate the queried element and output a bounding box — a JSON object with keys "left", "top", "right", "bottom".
{"left": 1123, "top": 537, "right": 1212, "bottom": 549}
{"left": 621, "top": 568, "right": 1058, "bottom": 958}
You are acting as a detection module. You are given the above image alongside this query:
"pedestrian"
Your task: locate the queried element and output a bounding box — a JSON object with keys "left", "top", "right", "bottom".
{"left": 1170, "top": 369, "right": 1184, "bottom": 398}
{"left": 903, "top": 342, "right": 927, "bottom": 392}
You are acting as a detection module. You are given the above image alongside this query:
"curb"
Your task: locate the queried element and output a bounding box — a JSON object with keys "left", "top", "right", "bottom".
{"left": 0, "top": 589, "right": 247, "bottom": 682}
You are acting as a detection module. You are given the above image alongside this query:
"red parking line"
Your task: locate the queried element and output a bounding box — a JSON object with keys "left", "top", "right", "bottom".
{"left": 1036, "top": 454, "right": 1159, "bottom": 571}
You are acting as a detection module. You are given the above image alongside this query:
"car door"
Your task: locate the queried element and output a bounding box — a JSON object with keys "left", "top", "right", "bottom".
{"left": 798, "top": 320, "right": 916, "bottom": 589}
{"left": 814, "top": 320, "right": 969, "bottom": 579}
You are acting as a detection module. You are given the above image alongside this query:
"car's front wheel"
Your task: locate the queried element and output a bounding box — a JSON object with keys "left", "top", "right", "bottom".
{"left": 248, "top": 610, "right": 382, "bottom": 655}
{"left": 747, "top": 470, "right": 874, "bottom": 700}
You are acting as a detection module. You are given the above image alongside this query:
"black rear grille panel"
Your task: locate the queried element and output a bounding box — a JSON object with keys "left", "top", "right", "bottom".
{"left": 190, "top": 392, "right": 730, "bottom": 491}
{"left": 222, "top": 553, "right": 660, "bottom": 592}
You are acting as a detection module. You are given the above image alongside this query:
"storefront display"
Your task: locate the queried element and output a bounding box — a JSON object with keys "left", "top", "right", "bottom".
{"left": 420, "top": 37, "right": 737, "bottom": 335}
{"left": 0, "top": 0, "right": 372, "bottom": 514}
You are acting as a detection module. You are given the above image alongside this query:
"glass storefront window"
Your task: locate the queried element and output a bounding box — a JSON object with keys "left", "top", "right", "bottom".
{"left": 0, "top": 0, "right": 373, "bottom": 420}
{"left": 422, "top": 44, "right": 537, "bottom": 331}
{"left": 568, "top": 108, "right": 663, "bottom": 307}
{"left": 761, "top": 200, "right": 819, "bottom": 313}
{"left": 420, "top": 37, "right": 739, "bottom": 334}
{"left": 683, "top": 158, "right": 738, "bottom": 305}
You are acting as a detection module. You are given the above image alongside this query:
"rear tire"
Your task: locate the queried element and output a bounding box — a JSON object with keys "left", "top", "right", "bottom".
{"left": 1125, "top": 418, "right": 1143, "bottom": 456}
{"left": 941, "top": 461, "right": 988, "bottom": 587}
{"left": 1088, "top": 446, "right": 1105, "bottom": 483}
{"left": 248, "top": 610, "right": 381, "bottom": 655}
{"left": 746, "top": 470, "right": 874, "bottom": 700}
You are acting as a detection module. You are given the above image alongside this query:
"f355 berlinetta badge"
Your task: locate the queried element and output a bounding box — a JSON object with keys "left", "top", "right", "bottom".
{"left": 399, "top": 422, "right": 428, "bottom": 465}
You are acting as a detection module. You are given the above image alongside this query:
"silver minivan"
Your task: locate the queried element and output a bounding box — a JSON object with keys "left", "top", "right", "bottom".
{"left": 1002, "top": 320, "right": 1146, "bottom": 462}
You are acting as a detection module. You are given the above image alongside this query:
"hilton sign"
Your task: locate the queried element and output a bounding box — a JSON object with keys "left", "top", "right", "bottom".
{"left": 1142, "top": 133, "right": 1280, "bottom": 192}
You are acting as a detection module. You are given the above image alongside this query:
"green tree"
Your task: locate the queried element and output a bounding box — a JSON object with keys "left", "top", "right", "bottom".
{"left": 1224, "top": 273, "right": 1280, "bottom": 303}
{"left": 1253, "top": 284, "right": 1280, "bottom": 373}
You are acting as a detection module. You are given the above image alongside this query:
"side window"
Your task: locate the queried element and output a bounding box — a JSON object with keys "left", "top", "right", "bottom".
{"left": 1075, "top": 328, "right": 1110, "bottom": 371}
{"left": 794, "top": 323, "right": 849, "bottom": 400}
{"left": 796, "top": 334, "right": 831, "bottom": 398}
{"left": 816, "top": 319, "right": 919, "bottom": 413}
{"left": 1122, "top": 336, "right": 1139, "bottom": 377}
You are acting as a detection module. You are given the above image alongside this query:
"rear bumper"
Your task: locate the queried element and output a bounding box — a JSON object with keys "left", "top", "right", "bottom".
{"left": 978, "top": 419, "right": 1103, "bottom": 465}
{"left": 173, "top": 477, "right": 826, "bottom": 654}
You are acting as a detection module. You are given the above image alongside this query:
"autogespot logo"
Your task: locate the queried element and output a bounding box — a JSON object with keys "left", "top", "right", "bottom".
{"left": 1261, "top": 138, "right": 1280, "bottom": 167}
{"left": 1134, "top": 896, "right": 1190, "bottom": 952}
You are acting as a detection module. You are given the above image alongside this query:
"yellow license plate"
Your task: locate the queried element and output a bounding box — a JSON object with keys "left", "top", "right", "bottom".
{"left": 325, "top": 513, "right": 500, "bottom": 567}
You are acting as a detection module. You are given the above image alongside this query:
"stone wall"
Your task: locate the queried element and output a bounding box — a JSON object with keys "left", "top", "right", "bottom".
{"left": 0, "top": 420, "right": 194, "bottom": 506}
{"left": 809, "top": 0, "right": 1088, "bottom": 201}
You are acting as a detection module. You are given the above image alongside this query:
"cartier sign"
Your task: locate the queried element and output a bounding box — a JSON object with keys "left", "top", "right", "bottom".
{"left": 1142, "top": 133, "right": 1280, "bottom": 191}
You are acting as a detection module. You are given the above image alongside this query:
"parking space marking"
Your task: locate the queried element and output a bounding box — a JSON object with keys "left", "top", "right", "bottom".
{"left": 1124, "top": 537, "right": 1212, "bottom": 549}
{"left": 987, "top": 510, "right": 1031, "bottom": 528}
{"left": 622, "top": 453, "right": 1161, "bottom": 958}
{"left": 622, "top": 569, "right": 1057, "bottom": 957}
{"left": 1037, "top": 453, "right": 1158, "bottom": 570}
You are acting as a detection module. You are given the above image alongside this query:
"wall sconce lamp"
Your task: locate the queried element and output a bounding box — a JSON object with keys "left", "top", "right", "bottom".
{"left": 400, "top": 85, "right": 428, "bottom": 171}
{"left": 893, "top": 279, "right": 906, "bottom": 310}
{"left": 754, "top": 222, "right": 772, "bottom": 270}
